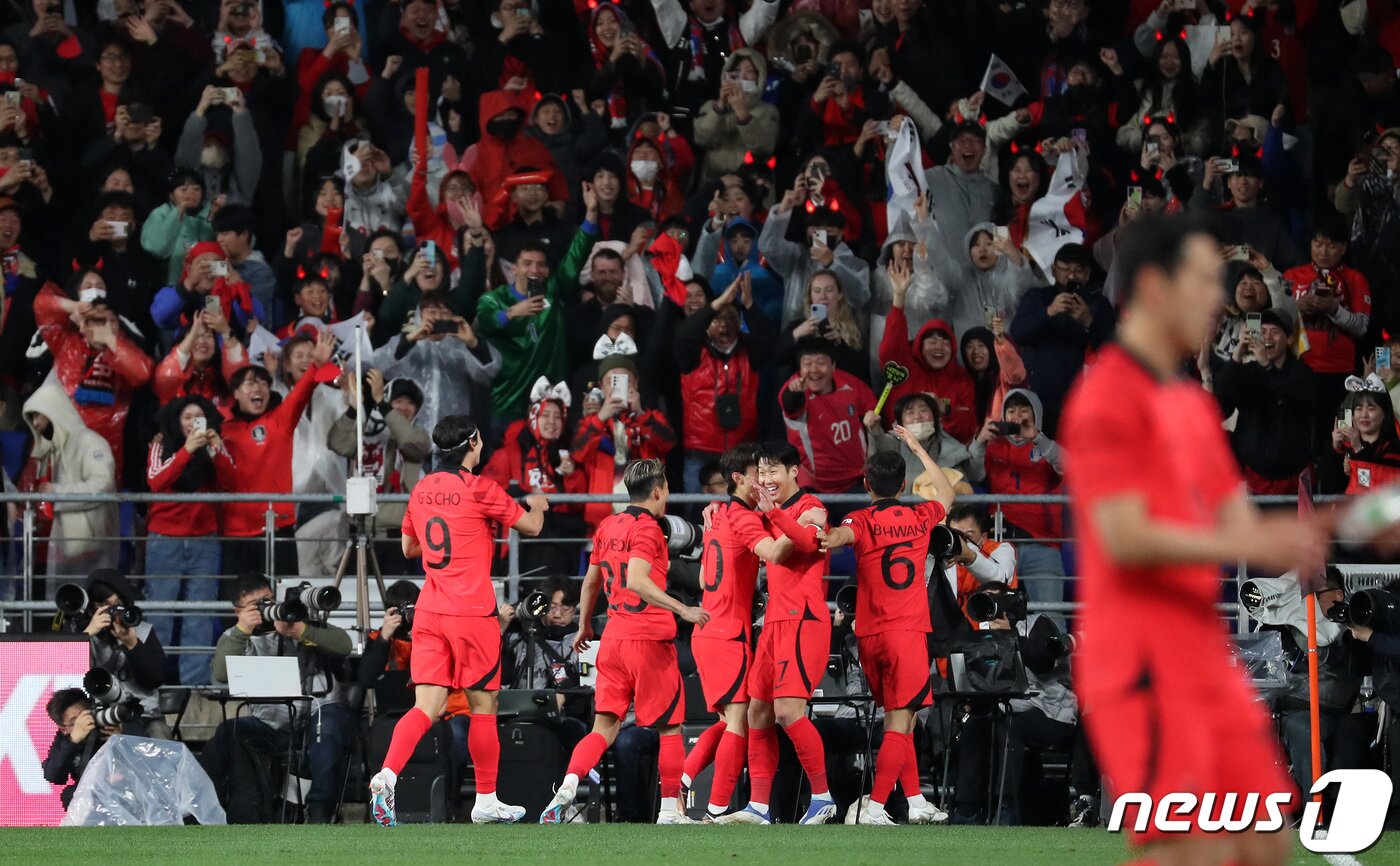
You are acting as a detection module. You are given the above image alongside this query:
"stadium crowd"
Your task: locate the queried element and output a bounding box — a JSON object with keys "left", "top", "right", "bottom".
{"left": 11, "top": 0, "right": 1400, "bottom": 830}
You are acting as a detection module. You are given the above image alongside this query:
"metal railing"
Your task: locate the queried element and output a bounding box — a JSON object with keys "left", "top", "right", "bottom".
{"left": 0, "top": 490, "right": 1356, "bottom": 672}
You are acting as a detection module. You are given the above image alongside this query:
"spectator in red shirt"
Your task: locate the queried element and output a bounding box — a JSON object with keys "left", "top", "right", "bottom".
{"left": 571, "top": 344, "right": 677, "bottom": 473}
{"left": 1331, "top": 378, "right": 1400, "bottom": 496}
{"left": 969, "top": 388, "right": 1066, "bottom": 613}
{"left": 34, "top": 275, "right": 154, "bottom": 486}
{"left": 1284, "top": 217, "right": 1371, "bottom": 488}
{"left": 878, "top": 261, "right": 978, "bottom": 442}
{"left": 781, "top": 337, "right": 876, "bottom": 494}
{"left": 293, "top": 3, "right": 372, "bottom": 134}
{"left": 144, "top": 394, "right": 237, "bottom": 685}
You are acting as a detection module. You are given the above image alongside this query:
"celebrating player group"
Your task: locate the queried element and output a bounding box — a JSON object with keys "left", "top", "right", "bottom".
{"left": 367, "top": 214, "right": 1338, "bottom": 857}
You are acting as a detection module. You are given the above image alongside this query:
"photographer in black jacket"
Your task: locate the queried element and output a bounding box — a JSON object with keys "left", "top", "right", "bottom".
{"left": 41, "top": 688, "right": 118, "bottom": 809}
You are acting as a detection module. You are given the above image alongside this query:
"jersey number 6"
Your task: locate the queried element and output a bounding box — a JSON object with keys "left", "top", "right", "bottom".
{"left": 881, "top": 540, "right": 916, "bottom": 590}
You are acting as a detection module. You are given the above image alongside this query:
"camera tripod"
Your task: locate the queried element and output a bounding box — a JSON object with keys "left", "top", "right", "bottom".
{"left": 329, "top": 511, "right": 391, "bottom": 654}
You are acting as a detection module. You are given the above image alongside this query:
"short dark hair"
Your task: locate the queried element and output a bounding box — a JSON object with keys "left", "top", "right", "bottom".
{"left": 229, "top": 364, "right": 272, "bottom": 389}
{"left": 794, "top": 336, "right": 835, "bottom": 365}
{"left": 432, "top": 415, "right": 480, "bottom": 464}
{"left": 366, "top": 228, "right": 402, "bottom": 252}
{"left": 516, "top": 241, "right": 549, "bottom": 264}
{"left": 385, "top": 579, "right": 420, "bottom": 610}
{"left": 94, "top": 190, "right": 137, "bottom": 216}
{"left": 1053, "top": 243, "right": 1093, "bottom": 268}
{"left": 828, "top": 39, "right": 864, "bottom": 68}
{"left": 1113, "top": 214, "right": 1220, "bottom": 305}
{"left": 948, "top": 503, "right": 991, "bottom": 533}
{"left": 539, "top": 575, "right": 579, "bottom": 607}
{"left": 322, "top": 2, "right": 355, "bottom": 29}
{"left": 864, "top": 450, "right": 907, "bottom": 498}
{"left": 623, "top": 458, "right": 667, "bottom": 501}
{"left": 592, "top": 247, "right": 625, "bottom": 268}
{"left": 46, "top": 688, "right": 90, "bottom": 725}
{"left": 211, "top": 203, "right": 256, "bottom": 238}
{"left": 230, "top": 573, "right": 272, "bottom": 606}
{"left": 757, "top": 439, "right": 801, "bottom": 470}
{"left": 1312, "top": 213, "right": 1350, "bottom": 246}
{"left": 718, "top": 444, "right": 759, "bottom": 494}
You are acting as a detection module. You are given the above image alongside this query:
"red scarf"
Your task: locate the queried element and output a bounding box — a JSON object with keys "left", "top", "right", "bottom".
{"left": 819, "top": 90, "right": 866, "bottom": 147}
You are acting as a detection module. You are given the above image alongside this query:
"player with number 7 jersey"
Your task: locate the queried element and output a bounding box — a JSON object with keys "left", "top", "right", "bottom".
{"left": 369, "top": 416, "right": 548, "bottom": 829}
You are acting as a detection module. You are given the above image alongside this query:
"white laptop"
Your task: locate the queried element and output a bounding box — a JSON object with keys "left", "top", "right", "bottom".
{"left": 226, "top": 656, "right": 303, "bottom": 698}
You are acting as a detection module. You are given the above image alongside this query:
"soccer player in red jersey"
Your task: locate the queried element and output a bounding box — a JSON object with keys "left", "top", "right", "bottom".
{"left": 368, "top": 416, "right": 548, "bottom": 827}
{"left": 718, "top": 439, "right": 835, "bottom": 825}
{"left": 539, "top": 458, "right": 710, "bottom": 825}
{"left": 819, "top": 426, "right": 955, "bottom": 825}
{"left": 685, "top": 444, "right": 797, "bottom": 821}
{"left": 1061, "top": 216, "right": 1327, "bottom": 865}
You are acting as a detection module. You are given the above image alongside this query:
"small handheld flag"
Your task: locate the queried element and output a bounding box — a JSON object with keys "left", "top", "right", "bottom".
{"left": 980, "top": 54, "right": 1026, "bottom": 107}
{"left": 874, "top": 361, "right": 909, "bottom": 415}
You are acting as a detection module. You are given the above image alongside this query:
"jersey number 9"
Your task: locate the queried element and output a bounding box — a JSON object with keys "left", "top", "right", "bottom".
{"left": 424, "top": 516, "right": 452, "bottom": 569}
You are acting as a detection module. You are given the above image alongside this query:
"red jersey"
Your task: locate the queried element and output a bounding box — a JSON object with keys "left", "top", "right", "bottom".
{"left": 781, "top": 370, "right": 877, "bottom": 493}
{"left": 1282, "top": 263, "right": 1371, "bottom": 374}
{"left": 590, "top": 506, "right": 675, "bottom": 640}
{"left": 984, "top": 436, "right": 1065, "bottom": 542}
{"left": 401, "top": 468, "right": 523, "bottom": 616}
{"left": 764, "top": 491, "right": 831, "bottom": 624}
{"left": 841, "top": 499, "right": 944, "bottom": 637}
{"left": 697, "top": 497, "right": 768, "bottom": 641}
{"left": 1061, "top": 346, "right": 1244, "bottom": 691}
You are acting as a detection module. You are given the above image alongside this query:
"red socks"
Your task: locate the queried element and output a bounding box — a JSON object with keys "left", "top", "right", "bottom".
{"left": 683, "top": 720, "right": 726, "bottom": 783}
{"left": 898, "top": 732, "right": 922, "bottom": 799}
{"left": 872, "top": 730, "right": 909, "bottom": 806}
{"left": 747, "top": 725, "right": 778, "bottom": 805}
{"left": 383, "top": 707, "right": 433, "bottom": 776}
{"left": 567, "top": 731, "right": 610, "bottom": 779}
{"left": 659, "top": 732, "right": 684, "bottom": 800}
{"left": 784, "top": 717, "right": 829, "bottom": 794}
{"left": 709, "top": 730, "right": 747, "bottom": 812}
{"left": 468, "top": 713, "right": 499, "bottom": 795}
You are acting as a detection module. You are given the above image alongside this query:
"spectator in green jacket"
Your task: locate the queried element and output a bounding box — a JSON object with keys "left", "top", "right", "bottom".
{"left": 140, "top": 168, "right": 215, "bottom": 285}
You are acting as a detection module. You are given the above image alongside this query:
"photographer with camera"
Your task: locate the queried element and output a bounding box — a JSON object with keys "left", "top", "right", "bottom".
{"left": 950, "top": 582, "right": 1099, "bottom": 827}
{"left": 59, "top": 568, "right": 169, "bottom": 738}
{"left": 940, "top": 504, "right": 1019, "bottom": 624}
{"left": 42, "top": 688, "right": 121, "bottom": 810}
{"left": 205, "top": 573, "right": 354, "bottom": 823}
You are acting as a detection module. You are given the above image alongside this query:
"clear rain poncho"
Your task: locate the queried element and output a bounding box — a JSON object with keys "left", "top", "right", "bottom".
{"left": 61, "top": 735, "right": 227, "bottom": 826}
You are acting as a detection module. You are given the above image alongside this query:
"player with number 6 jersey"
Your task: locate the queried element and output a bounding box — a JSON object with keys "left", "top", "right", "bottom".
{"left": 819, "top": 427, "right": 956, "bottom": 825}
{"left": 369, "top": 416, "right": 548, "bottom": 828}
{"left": 540, "top": 459, "right": 711, "bottom": 826}
{"left": 686, "top": 445, "right": 795, "bottom": 821}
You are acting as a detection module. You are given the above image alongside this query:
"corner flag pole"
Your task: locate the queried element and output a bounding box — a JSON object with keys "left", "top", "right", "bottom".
{"left": 1299, "top": 473, "right": 1323, "bottom": 806}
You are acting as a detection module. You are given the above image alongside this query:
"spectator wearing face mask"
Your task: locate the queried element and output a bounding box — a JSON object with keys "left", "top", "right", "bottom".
{"left": 583, "top": 153, "right": 650, "bottom": 242}
{"left": 145, "top": 395, "right": 236, "bottom": 685}
{"left": 864, "top": 392, "right": 977, "bottom": 496}
{"left": 624, "top": 136, "right": 683, "bottom": 223}
{"left": 328, "top": 371, "right": 430, "bottom": 576}
{"left": 152, "top": 302, "right": 247, "bottom": 407}
{"left": 1214, "top": 308, "right": 1316, "bottom": 495}
{"left": 20, "top": 381, "right": 118, "bottom": 583}
{"left": 220, "top": 343, "right": 336, "bottom": 579}
{"left": 373, "top": 234, "right": 479, "bottom": 342}
{"left": 175, "top": 84, "right": 262, "bottom": 208}
{"left": 141, "top": 168, "right": 214, "bottom": 286}
{"left": 693, "top": 49, "right": 780, "bottom": 182}
{"left": 34, "top": 277, "right": 153, "bottom": 485}
{"left": 464, "top": 89, "right": 568, "bottom": 231}
{"left": 878, "top": 262, "right": 978, "bottom": 442}
{"left": 373, "top": 291, "right": 501, "bottom": 438}
{"left": 1008, "top": 243, "right": 1114, "bottom": 437}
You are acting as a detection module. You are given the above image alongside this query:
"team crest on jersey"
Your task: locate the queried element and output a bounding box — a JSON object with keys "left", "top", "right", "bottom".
{"left": 1030, "top": 447, "right": 1044, "bottom": 462}
{"left": 251, "top": 425, "right": 267, "bottom": 443}
{"left": 1359, "top": 467, "right": 1372, "bottom": 488}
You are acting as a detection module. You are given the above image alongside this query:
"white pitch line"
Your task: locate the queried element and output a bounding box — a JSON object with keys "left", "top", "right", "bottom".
{"left": 1323, "top": 854, "right": 1363, "bottom": 866}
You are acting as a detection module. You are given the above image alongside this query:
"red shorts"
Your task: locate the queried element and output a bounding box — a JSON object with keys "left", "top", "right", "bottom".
{"left": 594, "top": 638, "right": 684, "bottom": 726}
{"left": 858, "top": 630, "right": 932, "bottom": 711}
{"left": 1081, "top": 633, "right": 1295, "bottom": 844}
{"left": 748, "top": 617, "right": 832, "bottom": 703}
{"left": 409, "top": 609, "right": 502, "bottom": 691}
{"left": 692, "top": 633, "right": 752, "bottom": 711}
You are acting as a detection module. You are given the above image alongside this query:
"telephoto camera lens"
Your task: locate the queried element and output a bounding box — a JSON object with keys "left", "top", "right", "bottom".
{"left": 396, "top": 602, "right": 415, "bottom": 640}
{"left": 82, "top": 667, "right": 122, "bottom": 705}
{"left": 54, "top": 583, "right": 88, "bottom": 615}
{"left": 109, "top": 604, "right": 143, "bottom": 627}
{"left": 659, "top": 515, "right": 704, "bottom": 561}
{"left": 257, "top": 592, "right": 308, "bottom": 624}
{"left": 294, "top": 582, "right": 342, "bottom": 618}
{"left": 967, "top": 585, "right": 1028, "bottom": 623}
{"left": 1350, "top": 588, "right": 1400, "bottom": 633}
{"left": 835, "top": 584, "right": 857, "bottom": 617}
{"left": 517, "top": 589, "right": 549, "bottom": 622}
{"left": 930, "top": 525, "right": 966, "bottom": 560}
{"left": 91, "top": 701, "right": 141, "bottom": 728}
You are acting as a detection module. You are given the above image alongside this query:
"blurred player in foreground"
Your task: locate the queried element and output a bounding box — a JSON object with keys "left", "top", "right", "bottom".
{"left": 1061, "top": 215, "right": 1328, "bottom": 866}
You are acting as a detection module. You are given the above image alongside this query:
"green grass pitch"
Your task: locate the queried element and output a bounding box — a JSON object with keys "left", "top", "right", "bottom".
{"left": 8, "top": 825, "right": 1400, "bottom": 865}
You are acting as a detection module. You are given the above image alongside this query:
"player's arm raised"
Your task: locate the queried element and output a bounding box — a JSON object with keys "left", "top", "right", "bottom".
{"left": 573, "top": 563, "right": 601, "bottom": 652}
{"left": 512, "top": 493, "right": 550, "bottom": 537}
{"left": 626, "top": 557, "right": 711, "bottom": 625}
{"left": 893, "top": 423, "right": 956, "bottom": 512}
